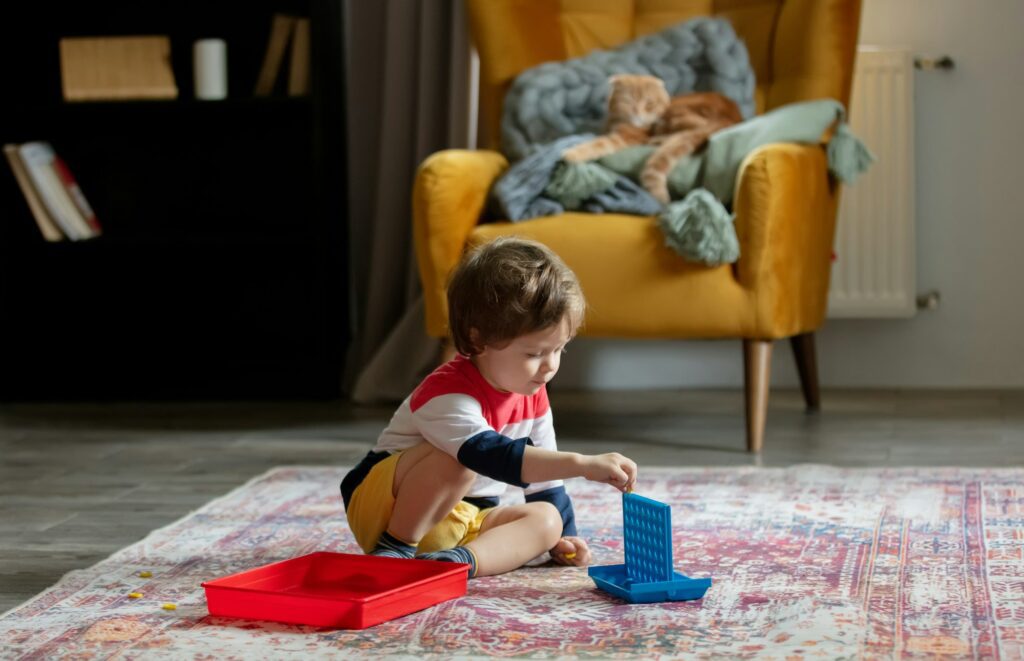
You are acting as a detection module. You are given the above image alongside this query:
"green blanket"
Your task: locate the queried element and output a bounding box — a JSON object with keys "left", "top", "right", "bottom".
{"left": 544, "top": 99, "right": 873, "bottom": 266}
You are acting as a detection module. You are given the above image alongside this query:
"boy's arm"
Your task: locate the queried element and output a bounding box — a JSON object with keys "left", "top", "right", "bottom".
{"left": 414, "top": 393, "right": 531, "bottom": 487}
{"left": 414, "top": 393, "right": 636, "bottom": 490}
{"left": 520, "top": 446, "right": 584, "bottom": 483}
{"left": 520, "top": 404, "right": 587, "bottom": 484}
{"left": 523, "top": 408, "right": 577, "bottom": 536}
{"left": 522, "top": 446, "right": 636, "bottom": 492}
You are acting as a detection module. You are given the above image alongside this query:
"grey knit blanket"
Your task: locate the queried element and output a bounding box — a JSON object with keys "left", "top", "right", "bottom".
{"left": 501, "top": 17, "right": 756, "bottom": 161}
{"left": 491, "top": 135, "right": 662, "bottom": 221}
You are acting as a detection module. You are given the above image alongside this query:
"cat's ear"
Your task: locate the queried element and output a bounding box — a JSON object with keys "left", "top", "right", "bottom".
{"left": 608, "top": 74, "right": 628, "bottom": 86}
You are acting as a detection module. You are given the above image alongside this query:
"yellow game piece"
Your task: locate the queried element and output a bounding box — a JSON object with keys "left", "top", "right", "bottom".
{"left": 128, "top": 592, "right": 143, "bottom": 599}
{"left": 161, "top": 603, "right": 177, "bottom": 611}
{"left": 564, "top": 552, "right": 577, "bottom": 560}
{"left": 138, "top": 571, "right": 152, "bottom": 578}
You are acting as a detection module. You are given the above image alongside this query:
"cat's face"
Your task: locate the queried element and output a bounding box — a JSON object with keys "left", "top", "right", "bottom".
{"left": 606, "top": 74, "right": 670, "bottom": 128}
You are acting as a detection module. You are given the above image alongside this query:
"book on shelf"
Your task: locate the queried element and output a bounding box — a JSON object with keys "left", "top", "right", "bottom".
{"left": 52, "top": 155, "right": 102, "bottom": 235}
{"left": 254, "top": 14, "right": 311, "bottom": 97}
{"left": 3, "top": 142, "right": 101, "bottom": 241}
{"left": 254, "top": 14, "right": 296, "bottom": 96}
{"left": 3, "top": 145, "right": 63, "bottom": 242}
{"left": 59, "top": 36, "right": 178, "bottom": 102}
{"left": 287, "top": 18, "right": 311, "bottom": 97}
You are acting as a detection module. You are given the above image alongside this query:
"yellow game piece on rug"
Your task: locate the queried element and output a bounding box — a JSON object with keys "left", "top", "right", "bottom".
{"left": 138, "top": 571, "right": 152, "bottom": 578}
{"left": 128, "top": 592, "right": 143, "bottom": 599}
{"left": 161, "top": 603, "right": 177, "bottom": 611}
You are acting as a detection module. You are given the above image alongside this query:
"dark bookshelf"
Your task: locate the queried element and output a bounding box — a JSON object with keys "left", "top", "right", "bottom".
{"left": 0, "top": 1, "right": 349, "bottom": 399}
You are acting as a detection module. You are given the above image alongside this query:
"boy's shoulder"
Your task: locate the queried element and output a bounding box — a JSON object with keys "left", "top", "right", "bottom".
{"left": 409, "top": 355, "right": 484, "bottom": 412}
{"left": 410, "top": 355, "right": 550, "bottom": 430}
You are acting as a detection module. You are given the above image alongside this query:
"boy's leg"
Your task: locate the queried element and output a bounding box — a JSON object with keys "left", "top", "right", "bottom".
{"left": 375, "top": 442, "right": 476, "bottom": 552}
{"left": 454, "top": 502, "right": 563, "bottom": 577}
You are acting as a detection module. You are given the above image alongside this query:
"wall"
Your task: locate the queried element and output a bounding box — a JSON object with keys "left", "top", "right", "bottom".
{"left": 558, "top": 0, "right": 1024, "bottom": 390}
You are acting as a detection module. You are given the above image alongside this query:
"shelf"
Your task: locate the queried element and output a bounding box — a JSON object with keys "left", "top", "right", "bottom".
{"left": 0, "top": 0, "right": 348, "bottom": 400}
{"left": 2, "top": 0, "right": 317, "bottom": 110}
{"left": 8, "top": 96, "right": 311, "bottom": 115}
{"left": 5, "top": 96, "right": 314, "bottom": 144}
{"left": 2, "top": 232, "right": 320, "bottom": 254}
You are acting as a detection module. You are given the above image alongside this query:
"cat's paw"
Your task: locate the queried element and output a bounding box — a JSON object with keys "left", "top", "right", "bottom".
{"left": 561, "top": 145, "right": 589, "bottom": 163}
{"left": 649, "top": 187, "right": 671, "bottom": 205}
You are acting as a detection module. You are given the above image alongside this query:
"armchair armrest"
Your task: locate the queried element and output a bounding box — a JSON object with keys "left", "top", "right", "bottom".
{"left": 733, "top": 142, "right": 840, "bottom": 338}
{"left": 413, "top": 149, "right": 509, "bottom": 337}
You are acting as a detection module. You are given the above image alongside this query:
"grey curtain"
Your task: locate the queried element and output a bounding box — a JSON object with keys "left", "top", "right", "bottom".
{"left": 342, "top": 0, "right": 475, "bottom": 402}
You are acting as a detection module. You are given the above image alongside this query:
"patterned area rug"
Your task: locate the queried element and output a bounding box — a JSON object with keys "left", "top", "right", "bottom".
{"left": 2, "top": 466, "right": 1023, "bottom": 659}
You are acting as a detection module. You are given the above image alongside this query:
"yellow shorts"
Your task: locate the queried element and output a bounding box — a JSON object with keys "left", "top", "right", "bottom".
{"left": 346, "top": 450, "right": 493, "bottom": 554}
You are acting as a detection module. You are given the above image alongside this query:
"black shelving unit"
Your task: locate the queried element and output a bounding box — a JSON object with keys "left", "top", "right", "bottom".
{"left": 0, "top": 1, "right": 348, "bottom": 399}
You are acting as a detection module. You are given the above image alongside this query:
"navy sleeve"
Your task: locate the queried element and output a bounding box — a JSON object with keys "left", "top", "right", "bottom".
{"left": 525, "top": 485, "right": 577, "bottom": 536}
{"left": 456, "top": 430, "right": 534, "bottom": 487}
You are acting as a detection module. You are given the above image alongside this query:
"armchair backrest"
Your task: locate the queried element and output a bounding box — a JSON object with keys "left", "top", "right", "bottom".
{"left": 466, "top": 0, "right": 862, "bottom": 151}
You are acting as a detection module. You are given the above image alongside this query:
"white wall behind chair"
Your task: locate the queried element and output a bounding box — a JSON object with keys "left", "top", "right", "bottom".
{"left": 558, "top": 0, "right": 1024, "bottom": 391}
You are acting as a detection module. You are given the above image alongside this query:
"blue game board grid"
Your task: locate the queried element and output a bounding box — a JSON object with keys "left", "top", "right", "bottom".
{"left": 587, "top": 491, "right": 712, "bottom": 603}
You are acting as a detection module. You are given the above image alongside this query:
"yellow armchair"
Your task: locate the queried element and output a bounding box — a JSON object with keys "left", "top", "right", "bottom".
{"left": 413, "top": 0, "right": 862, "bottom": 452}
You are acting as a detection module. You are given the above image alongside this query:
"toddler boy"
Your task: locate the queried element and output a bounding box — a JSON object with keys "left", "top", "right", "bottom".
{"left": 341, "top": 237, "right": 637, "bottom": 577}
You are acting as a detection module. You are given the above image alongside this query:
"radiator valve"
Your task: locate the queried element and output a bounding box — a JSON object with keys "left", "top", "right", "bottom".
{"left": 914, "top": 55, "right": 955, "bottom": 70}
{"left": 916, "top": 290, "right": 941, "bottom": 310}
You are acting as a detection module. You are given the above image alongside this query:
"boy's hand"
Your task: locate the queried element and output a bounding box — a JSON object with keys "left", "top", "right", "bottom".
{"left": 581, "top": 453, "right": 637, "bottom": 493}
{"left": 550, "top": 536, "right": 591, "bottom": 566}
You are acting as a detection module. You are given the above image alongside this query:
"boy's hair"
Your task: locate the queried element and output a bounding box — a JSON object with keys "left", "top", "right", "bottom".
{"left": 447, "top": 236, "right": 586, "bottom": 356}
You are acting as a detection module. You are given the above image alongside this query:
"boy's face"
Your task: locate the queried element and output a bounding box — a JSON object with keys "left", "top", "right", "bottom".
{"left": 472, "top": 317, "right": 573, "bottom": 396}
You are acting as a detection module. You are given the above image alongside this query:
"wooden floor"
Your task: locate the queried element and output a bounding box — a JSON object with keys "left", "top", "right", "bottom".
{"left": 2, "top": 388, "right": 1022, "bottom": 612}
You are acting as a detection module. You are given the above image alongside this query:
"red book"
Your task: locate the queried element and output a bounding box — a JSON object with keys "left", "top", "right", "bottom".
{"left": 52, "top": 155, "right": 101, "bottom": 235}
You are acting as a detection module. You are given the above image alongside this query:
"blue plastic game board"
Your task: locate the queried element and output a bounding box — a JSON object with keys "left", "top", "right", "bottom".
{"left": 588, "top": 493, "right": 712, "bottom": 603}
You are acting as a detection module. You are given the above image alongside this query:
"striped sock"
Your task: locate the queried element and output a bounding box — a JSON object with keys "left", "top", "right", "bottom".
{"left": 369, "top": 530, "right": 416, "bottom": 559}
{"left": 418, "top": 546, "right": 478, "bottom": 578}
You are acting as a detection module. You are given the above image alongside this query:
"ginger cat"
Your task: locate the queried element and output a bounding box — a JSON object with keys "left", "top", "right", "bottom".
{"left": 562, "top": 74, "right": 743, "bottom": 204}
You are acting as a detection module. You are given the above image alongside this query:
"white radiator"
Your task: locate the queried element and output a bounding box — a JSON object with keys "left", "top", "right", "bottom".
{"left": 828, "top": 47, "right": 916, "bottom": 318}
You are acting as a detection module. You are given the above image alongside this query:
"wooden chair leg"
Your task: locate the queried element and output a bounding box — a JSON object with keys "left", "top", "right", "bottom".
{"left": 743, "top": 339, "right": 772, "bottom": 453}
{"left": 789, "top": 332, "right": 821, "bottom": 411}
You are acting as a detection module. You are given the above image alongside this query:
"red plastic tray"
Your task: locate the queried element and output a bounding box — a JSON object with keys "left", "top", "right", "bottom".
{"left": 202, "top": 551, "right": 469, "bottom": 629}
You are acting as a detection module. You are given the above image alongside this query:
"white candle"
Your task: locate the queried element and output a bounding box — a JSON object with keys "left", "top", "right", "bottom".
{"left": 193, "top": 39, "right": 228, "bottom": 100}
